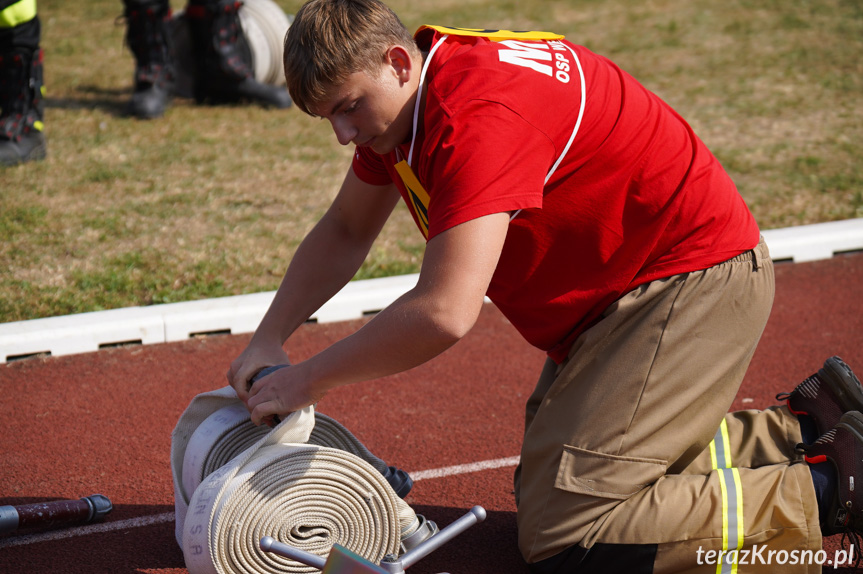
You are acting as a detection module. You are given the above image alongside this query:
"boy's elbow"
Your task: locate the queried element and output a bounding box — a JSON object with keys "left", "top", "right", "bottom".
{"left": 428, "top": 299, "right": 482, "bottom": 343}
{"left": 411, "top": 272, "right": 488, "bottom": 346}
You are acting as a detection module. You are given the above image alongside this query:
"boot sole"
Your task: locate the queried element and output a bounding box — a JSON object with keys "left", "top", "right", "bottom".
{"left": 0, "top": 141, "right": 47, "bottom": 166}
{"left": 819, "top": 356, "right": 863, "bottom": 414}
{"left": 837, "top": 410, "right": 863, "bottom": 442}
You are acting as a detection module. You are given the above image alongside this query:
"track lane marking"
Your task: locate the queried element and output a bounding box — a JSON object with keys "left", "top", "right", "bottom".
{"left": 411, "top": 455, "right": 521, "bottom": 481}
{"left": 0, "top": 511, "right": 175, "bottom": 549}
{"left": 0, "top": 456, "right": 520, "bottom": 549}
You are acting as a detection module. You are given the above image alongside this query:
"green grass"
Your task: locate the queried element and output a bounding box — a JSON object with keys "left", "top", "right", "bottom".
{"left": 1, "top": 0, "right": 861, "bottom": 322}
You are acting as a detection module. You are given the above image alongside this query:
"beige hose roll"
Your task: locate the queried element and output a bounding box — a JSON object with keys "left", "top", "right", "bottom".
{"left": 237, "top": 0, "right": 292, "bottom": 86}
{"left": 183, "top": 406, "right": 392, "bottom": 490}
{"left": 172, "top": 387, "right": 421, "bottom": 574}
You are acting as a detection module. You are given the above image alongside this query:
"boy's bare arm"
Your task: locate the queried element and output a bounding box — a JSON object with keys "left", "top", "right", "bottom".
{"left": 227, "top": 167, "right": 401, "bottom": 399}
{"left": 243, "top": 210, "right": 511, "bottom": 425}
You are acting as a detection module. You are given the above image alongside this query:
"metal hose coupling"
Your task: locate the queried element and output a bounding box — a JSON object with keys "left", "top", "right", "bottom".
{"left": 398, "top": 514, "right": 439, "bottom": 554}
{"left": 382, "top": 465, "right": 414, "bottom": 499}
{"left": 82, "top": 494, "right": 114, "bottom": 522}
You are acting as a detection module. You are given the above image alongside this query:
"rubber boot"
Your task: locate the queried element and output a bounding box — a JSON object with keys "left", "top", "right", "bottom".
{"left": 0, "top": 47, "right": 46, "bottom": 167}
{"left": 124, "top": 2, "right": 174, "bottom": 119}
{"left": 186, "top": 0, "right": 291, "bottom": 108}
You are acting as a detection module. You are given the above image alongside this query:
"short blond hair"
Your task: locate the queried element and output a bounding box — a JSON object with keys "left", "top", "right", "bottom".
{"left": 284, "top": 0, "right": 420, "bottom": 115}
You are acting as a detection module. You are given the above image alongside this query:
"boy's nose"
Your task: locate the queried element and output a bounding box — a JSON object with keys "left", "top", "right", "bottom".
{"left": 330, "top": 117, "right": 357, "bottom": 146}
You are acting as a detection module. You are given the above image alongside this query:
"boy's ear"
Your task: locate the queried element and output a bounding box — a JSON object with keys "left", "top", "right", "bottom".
{"left": 385, "top": 45, "right": 414, "bottom": 84}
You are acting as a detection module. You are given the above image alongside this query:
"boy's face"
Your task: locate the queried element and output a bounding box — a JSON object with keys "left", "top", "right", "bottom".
{"left": 312, "top": 46, "right": 418, "bottom": 156}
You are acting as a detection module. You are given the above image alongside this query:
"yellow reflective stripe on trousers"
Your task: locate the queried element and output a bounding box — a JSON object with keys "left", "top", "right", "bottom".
{"left": 709, "top": 417, "right": 733, "bottom": 469}
{"left": 0, "top": 0, "right": 37, "bottom": 28}
{"left": 710, "top": 419, "right": 744, "bottom": 574}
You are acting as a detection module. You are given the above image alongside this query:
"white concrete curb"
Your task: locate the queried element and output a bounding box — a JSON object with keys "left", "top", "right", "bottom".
{"left": 0, "top": 274, "right": 419, "bottom": 363}
{"left": 760, "top": 218, "right": 863, "bottom": 263}
{"left": 2, "top": 218, "right": 862, "bottom": 363}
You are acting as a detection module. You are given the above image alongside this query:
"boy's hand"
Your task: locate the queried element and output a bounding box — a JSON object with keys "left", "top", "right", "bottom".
{"left": 226, "top": 343, "right": 290, "bottom": 403}
{"left": 247, "top": 364, "right": 291, "bottom": 427}
{"left": 246, "top": 363, "right": 326, "bottom": 426}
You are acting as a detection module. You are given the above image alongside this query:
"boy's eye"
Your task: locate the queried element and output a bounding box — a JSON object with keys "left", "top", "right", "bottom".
{"left": 344, "top": 101, "right": 359, "bottom": 114}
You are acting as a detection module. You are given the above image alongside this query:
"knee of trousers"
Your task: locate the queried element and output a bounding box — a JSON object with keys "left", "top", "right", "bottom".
{"left": 516, "top": 443, "right": 668, "bottom": 564}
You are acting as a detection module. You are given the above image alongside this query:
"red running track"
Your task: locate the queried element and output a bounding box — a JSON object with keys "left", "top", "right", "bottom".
{"left": 1, "top": 252, "right": 862, "bottom": 574}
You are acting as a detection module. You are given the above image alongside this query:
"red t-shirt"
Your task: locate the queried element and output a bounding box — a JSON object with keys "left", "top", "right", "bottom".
{"left": 353, "top": 27, "right": 760, "bottom": 362}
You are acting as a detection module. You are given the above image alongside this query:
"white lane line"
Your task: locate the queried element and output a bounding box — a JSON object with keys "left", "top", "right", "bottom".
{"left": 0, "top": 455, "right": 521, "bottom": 548}
{"left": 411, "top": 455, "right": 520, "bottom": 481}
{"left": 0, "top": 511, "right": 175, "bottom": 549}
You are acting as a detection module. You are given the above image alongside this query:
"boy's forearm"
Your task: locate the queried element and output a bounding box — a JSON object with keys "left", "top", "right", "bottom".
{"left": 245, "top": 285, "right": 470, "bottom": 425}
{"left": 245, "top": 212, "right": 510, "bottom": 420}
{"left": 295, "top": 213, "right": 510, "bottom": 395}
{"left": 295, "top": 284, "right": 470, "bottom": 394}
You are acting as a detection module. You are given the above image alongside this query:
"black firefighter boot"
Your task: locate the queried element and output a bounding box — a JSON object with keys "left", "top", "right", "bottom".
{"left": 186, "top": 0, "right": 291, "bottom": 108}
{"left": 124, "top": 1, "right": 174, "bottom": 119}
{"left": 0, "top": 47, "right": 46, "bottom": 166}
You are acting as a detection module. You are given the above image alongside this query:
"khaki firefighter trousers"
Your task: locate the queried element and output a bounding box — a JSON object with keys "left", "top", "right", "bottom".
{"left": 514, "top": 238, "right": 823, "bottom": 573}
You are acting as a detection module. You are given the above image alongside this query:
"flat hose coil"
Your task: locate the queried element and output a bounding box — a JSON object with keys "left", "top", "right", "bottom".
{"left": 236, "top": 0, "right": 292, "bottom": 86}
{"left": 171, "top": 386, "right": 427, "bottom": 574}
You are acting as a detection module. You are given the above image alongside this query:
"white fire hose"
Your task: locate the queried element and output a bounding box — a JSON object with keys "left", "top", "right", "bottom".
{"left": 237, "top": 0, "right": 292, "bottom": 86}
{"left": 171, "top": 386, "right": 434, "bottom": 574}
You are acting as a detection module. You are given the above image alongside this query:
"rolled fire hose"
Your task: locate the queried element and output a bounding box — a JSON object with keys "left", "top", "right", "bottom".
{"left": 237, "top": 0, "right": 292, "bottom": 86}
{"left": 171, "top": 0, "right": 292, "bottom": 98}
{"left": 171, "top": 386, "right": 433, "bottom": 574}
